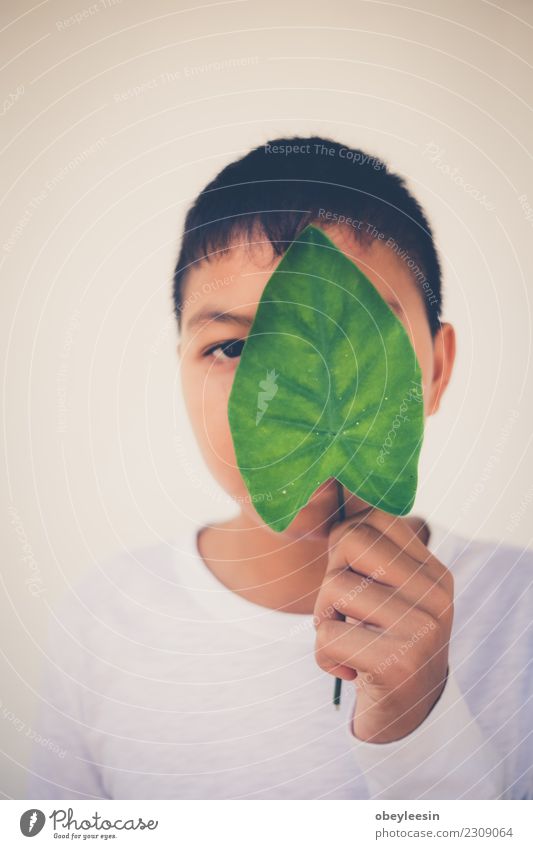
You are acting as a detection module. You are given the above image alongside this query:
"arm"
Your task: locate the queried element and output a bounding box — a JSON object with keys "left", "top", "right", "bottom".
{"left": 313, "top": 509, "right": 505, "bottom": 799}
{"left": 349, "top": 665, "right": 504, "bottom": 799}
{"left": 26, "top": 607, "right": 107, "bottom": 800}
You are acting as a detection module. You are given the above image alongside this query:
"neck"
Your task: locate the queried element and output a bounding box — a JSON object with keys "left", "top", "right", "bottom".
{"left": 196, "top": 508, "right": 430, "bottom": 616}
{"left": 197, "top": 511, "right": 330, "bottom": 614}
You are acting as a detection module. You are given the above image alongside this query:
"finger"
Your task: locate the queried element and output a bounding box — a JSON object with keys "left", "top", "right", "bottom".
{"left": 326, "top": 520, "right": 451, "bottom": 619}
{"left": 358, "top": 508, "right": 433, "bottom": 565}
{"left": 316, "top": 617, "right": 393, "bottom": 676}
{"left": 360, "top": 511, "right": 452, "bottom": 590}
{"left": 335, "top": 503, "right": 427, "bottom": 561}
{"left": 330, "top": 504, "right": 447, "bottom": 582}
{"left": 314, "top": 567, "right": 435, "bottom": 632}
{"left": 327, "top": 520, "right": 436, "bottom": 589}
{"left": 319, "top": 657, "right": 358, "bottom": 681}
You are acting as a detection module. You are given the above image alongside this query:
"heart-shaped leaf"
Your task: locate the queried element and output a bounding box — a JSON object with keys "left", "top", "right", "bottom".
{"left": 227, "top": 225, "right": 424, "bottom": 532}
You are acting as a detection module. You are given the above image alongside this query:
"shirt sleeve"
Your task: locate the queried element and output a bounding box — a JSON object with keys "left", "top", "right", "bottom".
{"left": 348, "top": 665, "right": 505, "bottom": 799}
{"left": 26, "top": 602, "right": 108, "bottom": 800}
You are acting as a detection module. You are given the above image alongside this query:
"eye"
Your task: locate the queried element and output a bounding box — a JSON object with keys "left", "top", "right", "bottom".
{"left": 204, "top": 338, "right": 245, "bottom": 362}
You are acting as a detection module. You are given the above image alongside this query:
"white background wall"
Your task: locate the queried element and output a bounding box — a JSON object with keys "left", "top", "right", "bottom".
{"left": 1, "top": 0, "right": 532, "bottom": 798}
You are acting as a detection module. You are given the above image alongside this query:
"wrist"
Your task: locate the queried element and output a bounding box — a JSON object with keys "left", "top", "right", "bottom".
{"left": 352, "top": 670, "right": 449, "bottom": 743}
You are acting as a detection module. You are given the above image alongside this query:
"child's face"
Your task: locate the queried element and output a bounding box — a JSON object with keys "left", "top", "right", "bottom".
{"left": 178, "top": 225, "right": 455, "bottom": 540}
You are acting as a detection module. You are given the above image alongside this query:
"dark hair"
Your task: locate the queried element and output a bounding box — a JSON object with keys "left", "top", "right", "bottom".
{"left": 173, "top": 136, "right": 442, "bottom": 336}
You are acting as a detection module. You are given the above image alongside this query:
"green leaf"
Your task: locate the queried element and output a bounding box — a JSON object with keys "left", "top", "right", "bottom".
{"left": 227, "top": 225, "right": 424, "bottom": 532}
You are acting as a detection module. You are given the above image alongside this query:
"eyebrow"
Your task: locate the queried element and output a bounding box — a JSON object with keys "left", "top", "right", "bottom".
{"left": 186, "top": 298, "right": 403, "bottom": 332}
{"left": 186, "top": 308, "right": 255, "bottom": 331}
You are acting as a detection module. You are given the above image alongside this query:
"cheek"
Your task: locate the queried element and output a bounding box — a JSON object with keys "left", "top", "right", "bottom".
{"left": 181, "top": 363, "right": 244, "bottom": 488}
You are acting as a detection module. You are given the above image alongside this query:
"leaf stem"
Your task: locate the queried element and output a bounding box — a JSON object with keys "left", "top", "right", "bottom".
{"left": 333, "top": 480, "right": 346, "bottom": 710}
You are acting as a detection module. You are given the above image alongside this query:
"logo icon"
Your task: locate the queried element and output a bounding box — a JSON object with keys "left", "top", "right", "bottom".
{"left": 256, "top": 369, "right": 279, "bottom": 425}
{"left": 20, "top": 809, "right": 46, "bottom": 837}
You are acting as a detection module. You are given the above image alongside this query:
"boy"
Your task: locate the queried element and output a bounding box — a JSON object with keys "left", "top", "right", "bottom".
{"left": 28, "top": 137, "right": 532, "bottom": 799}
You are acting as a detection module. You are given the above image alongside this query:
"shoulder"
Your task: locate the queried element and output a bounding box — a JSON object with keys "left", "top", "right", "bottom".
{"left": 431, "top": 522, "right": 533, "bottom": 618}
{"left": 47, "top": 530, "right": 200, "bottom": 648}
{"left": 442, "top": 528, "right": 533, "bottom": 656}
{"left": 431, "top": 521, "right": 533, "bottom": 576}
{"left": 449, "top": 529, "right": 533, "bottom": 580}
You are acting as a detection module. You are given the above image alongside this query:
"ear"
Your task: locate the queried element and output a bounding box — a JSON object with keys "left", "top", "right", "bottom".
{"left": 427, "top": 322, "right": 456, "bottom": 416}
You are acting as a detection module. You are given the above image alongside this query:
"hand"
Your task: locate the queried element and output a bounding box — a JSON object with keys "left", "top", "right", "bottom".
{"left": 313, "top": 508, "right": 454, "bottom": 743}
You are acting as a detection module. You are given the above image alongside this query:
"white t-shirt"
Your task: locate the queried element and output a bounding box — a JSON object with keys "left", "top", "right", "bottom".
{"left": 27, "top": 518, "right": 533, "bottom": 800}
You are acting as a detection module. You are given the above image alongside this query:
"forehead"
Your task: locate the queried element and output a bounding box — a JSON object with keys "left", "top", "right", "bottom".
{"left": 180, "top": 226, "right": 423, "bottom": 334}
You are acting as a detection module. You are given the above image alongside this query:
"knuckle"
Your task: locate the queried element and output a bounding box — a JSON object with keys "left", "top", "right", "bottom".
{"left": 315, "top": 618, "right": 336, "bottom": 652}
{"left": 312, "top": 589, "right": 327, "bottom": 621}
{"left": 409, "top": 605, "right": 432, "bottom": 631}
{"left": 437, "top": 598, "right": 454, "bottom": 628}
{"left": 329, "top": 520, "right": 377, "bottom": 560}
{"left": 323, "top": 616, "right": 342, "bottom": 640}
{"left": 329, "top": 521, "right": 353, "bottom": 550}
{"left": 425, "top": 582, "right": 450, "bottom": 611}
{"left": 314, "top": 582, "right": 342, "bottom": 623}
{"left": 431, "top": 560, "right": 454, "bottom": 594}
{"left": 352, "top": 522, "right": 377, "bottom": 551}
{"left": 441, "top": 567, "right": 454, "bottom": 595}
{"left": 424, "top": 614, "right": 443, "bottom": 642}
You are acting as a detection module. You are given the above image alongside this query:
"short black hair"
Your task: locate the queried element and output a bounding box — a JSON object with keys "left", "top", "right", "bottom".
{"left": 173, "top": 136, "right": 442, "bottom": 336}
